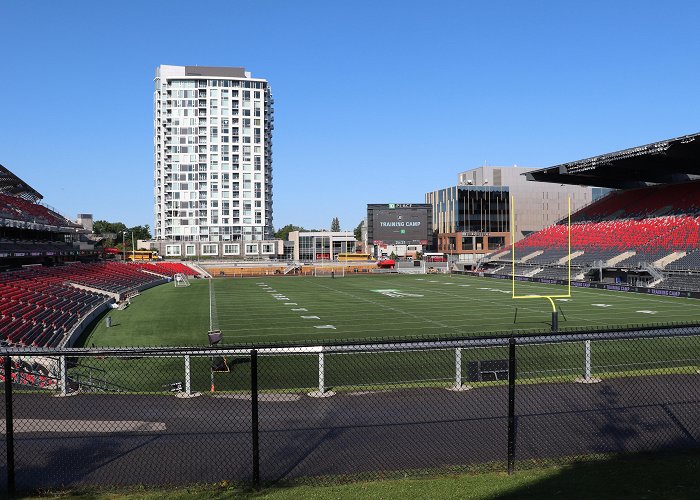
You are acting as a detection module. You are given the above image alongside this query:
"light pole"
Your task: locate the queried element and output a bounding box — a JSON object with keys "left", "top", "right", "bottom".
{"left": 131, "top": 231, "right": 135, "bottom": 259}
{"left": 122, "top": 231, "right": 127, "bottom": 262}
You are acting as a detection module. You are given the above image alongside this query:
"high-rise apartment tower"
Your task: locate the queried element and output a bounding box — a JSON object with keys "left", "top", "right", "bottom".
{"left": 153, "top": 65, "right": 273, "bottom": 243}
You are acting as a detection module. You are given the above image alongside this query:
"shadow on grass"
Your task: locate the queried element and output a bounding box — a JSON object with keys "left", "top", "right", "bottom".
{"left": 14, "top": 449, "right": 700, "bottom": 499}
{"left": 493, "top": 449, "right": 700, "bottom": 500}
{"left": 250, "top": 449, "right": 700, "bottom": 500}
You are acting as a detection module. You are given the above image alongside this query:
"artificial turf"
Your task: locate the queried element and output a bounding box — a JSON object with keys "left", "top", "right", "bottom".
{"left": 73, "top": 274, "right": 700, "bottom": 393}
{"left": 84, "top": 273, "right": 700, "bottom": 346}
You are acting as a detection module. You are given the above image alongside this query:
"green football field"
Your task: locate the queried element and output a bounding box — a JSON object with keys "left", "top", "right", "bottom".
{"left": 71, "top": 274, "right": 700, "bottom": 394}
{"left": 83, "top": 273, "right": 700, "bottom": 347}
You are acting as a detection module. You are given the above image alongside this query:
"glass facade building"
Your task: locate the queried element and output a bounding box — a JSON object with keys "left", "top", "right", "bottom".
{"left": 427, "top": 186, "right": 510, "bottom": 235}
{"left": 426, "top": 166, "right": 593, "bottom": 261}
{"left": 287, "top": 232, "right": 357, "bottom": 261}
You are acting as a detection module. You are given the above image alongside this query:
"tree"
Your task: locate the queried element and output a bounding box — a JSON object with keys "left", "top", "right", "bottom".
{"left": 274, "top": 224, "right": 305, "bottom": 241}
{"left": 92, "top": 220, "right": 127, "bottom": 236}
{"left": 331, "top": 217, "right": 340, "bottom": 232}
{"left": 353, "top": 220, "right": 364, "bottom": 241}
{"left": 92, "top": 220, "right": 127, "bottom": 248}
{"left": 92, "top": 221, "right": 151, "bottom": 249}
{"left": 128, "top": 225, "right": 152, "bottom": 241}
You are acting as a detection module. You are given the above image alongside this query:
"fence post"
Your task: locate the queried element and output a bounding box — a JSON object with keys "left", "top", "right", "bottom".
{"left": 455, "top": 348, "right": 462, "bottom": 388}
{"left": 449, "top": 347, "right": 471, "bottom": 391}
{"left": 318, "top": 352, "right": 325, "bottom": 394}
{"left": 507, "top": 336, "right": 516, "bottom": 475}
{"left": 4, "top": 355, "right": 15, "bottom": 496}
{"left": 576, "top": 340, "right": 601, "bottom": 384}
{"left": 60, "top": 355, "right": 67, "bottom": 396}
{"left": 176, "top": 355, "right": 200, "bottom": 398}
{"left": 185, "top": 355, "right": 191, "bottom": 395}
{"left": 251, "top": 349, "right": 260, "bottom": 488}
{"left": 309, "top": 348, "right": 335, "bottom": 397}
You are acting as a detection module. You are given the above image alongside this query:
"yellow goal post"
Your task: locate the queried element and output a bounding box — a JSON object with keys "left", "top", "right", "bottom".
{"left": 511, "top": 196, "right": 571, "bottom": 328}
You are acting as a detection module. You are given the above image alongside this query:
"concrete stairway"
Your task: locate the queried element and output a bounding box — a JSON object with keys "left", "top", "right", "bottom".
{"left": 557, "top": 250, "right": 584, "bottom": 265}
{"left": 521, "top": 250, "right": 543, "bottom": 262}
{"left": 606, "top": 251, "right": 636, "bottom": 267}
{"left": 489, "top": 249, "right": 511, "bottom": 260}
{"left": 654, "top": 251, "right": 686, "bottom": 269}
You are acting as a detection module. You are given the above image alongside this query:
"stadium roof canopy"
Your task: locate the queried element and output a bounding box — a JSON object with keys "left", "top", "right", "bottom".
{"left": 0, "top": 163, "right": 42, "bottom": 202}
{"left": 525, "top": 132, "right": 700, "bottom": 189}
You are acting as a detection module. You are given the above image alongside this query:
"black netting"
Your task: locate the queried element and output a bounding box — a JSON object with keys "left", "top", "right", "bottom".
{"left": 0, "top": 327, "right": 698, "bottom": 493}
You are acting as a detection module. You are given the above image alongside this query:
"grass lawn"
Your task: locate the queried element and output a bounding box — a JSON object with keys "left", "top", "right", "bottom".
{"left": 73, "top": 274, "right": 700, "bottom": 393}
{"left": 22, "top": 450, "right": 700, "bottom": 499}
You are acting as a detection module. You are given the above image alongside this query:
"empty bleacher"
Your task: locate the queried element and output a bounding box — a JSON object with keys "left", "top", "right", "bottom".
{"left": 666, "top": 250, "right": 700, "bottom": 271}
{"left": 0, "top": 262, "right": 170, "bottom": 348}
{"left": 131, "top": 262, "right": 198, "bottom": 277}
{"left": 506, "top": 215, "right": 700, "bottom": 273}
{"left": 572, "top": 182, "right": 700, "bottom": 222}
{"left": 613, "top": 250, "right": 671, "bottom": 269}
{"left": 29, "top": 262, "right": 164, "bottom": 294}
{"left": 484, "top": 182, "right": 700, "bottom": 292}
{"left": 656, "top": 274, "right": 700, "bottom": 292}
{"left": 518, "top": 216, "right": 700, "bottom": 253}
{"left": 521, "top": 248, "right": 571, "bottom": 265}
{"left": 533, "top": 267, "right": 571, "bottom": 280}
{"left": 569, "top": 249, "right": 622, "bottom": 266}
{"left": 0, "top": 270, "right": 109, "bottom": 348}
{"left": 497, "top": 263, "right": 541, "bottom": 277}
{"left": 0, "top": 193, "right": 75, "bottom": 227}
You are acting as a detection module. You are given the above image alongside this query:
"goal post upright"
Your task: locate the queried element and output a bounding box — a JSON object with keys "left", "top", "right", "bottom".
{"left": 568, "top": 196, "right": 571, "bottom": 297}
{"left": 511, "top": 195, "right": 572, "bottom": 331}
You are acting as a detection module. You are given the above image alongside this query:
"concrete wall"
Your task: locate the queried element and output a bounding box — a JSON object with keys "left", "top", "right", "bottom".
{"left": 64, "top": 278, "right": 168, "bottom": 347}
{"left": 63, "top": 300, "right": 114, "bottom": 347}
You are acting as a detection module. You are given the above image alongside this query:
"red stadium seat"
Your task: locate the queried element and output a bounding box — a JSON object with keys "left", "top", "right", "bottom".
{"left": 0, "top": 261, "right": 175, "bottom": 347}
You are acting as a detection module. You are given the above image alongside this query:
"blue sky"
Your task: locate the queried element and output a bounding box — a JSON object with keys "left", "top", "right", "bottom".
{"left": 1, "top": 1, "right": 700, "bottom": 231}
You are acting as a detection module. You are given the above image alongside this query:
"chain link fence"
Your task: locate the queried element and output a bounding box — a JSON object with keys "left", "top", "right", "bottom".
{"left": 0, "top": 324, "right": 699, "bottom": 493}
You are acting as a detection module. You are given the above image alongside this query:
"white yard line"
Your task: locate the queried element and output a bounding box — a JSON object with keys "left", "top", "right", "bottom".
{"left": 213, "top": 275, "right": 700, "bottom": 341}
{"left": 447, "top": 275, "right": 700, "bottom": 315}
{"left": 407, "top": 278, "right": 601, "bottom": 325}
{"left": 307, "top": 281, "right": 470, "bottom": 336}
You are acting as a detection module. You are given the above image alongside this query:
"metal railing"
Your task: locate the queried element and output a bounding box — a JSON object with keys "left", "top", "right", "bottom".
{"left": 0, "top": 324, "right": 699, "bottom": 494}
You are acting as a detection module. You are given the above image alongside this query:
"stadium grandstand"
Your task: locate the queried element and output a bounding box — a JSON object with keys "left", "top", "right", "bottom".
{"left": 0, "top": 163, "right": 87, "bottom": 265}
{"left": 0, "top": 164, "right": 199, "bottom": 356}
{"left": 479, "top": 132, "right": 700, "bottom": 291}
{"left": 130, "top": 261, "right": 199, "bottom": 277}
